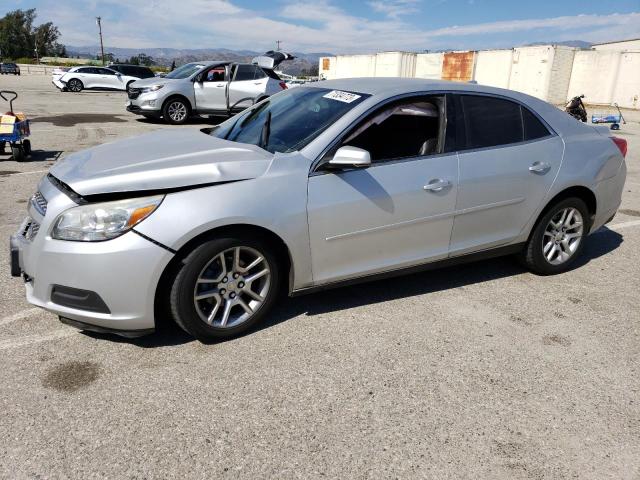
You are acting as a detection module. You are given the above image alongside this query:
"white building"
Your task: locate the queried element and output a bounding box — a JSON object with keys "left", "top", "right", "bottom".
{"left": 592, "top": 38, "right": 640, "bottom": 52}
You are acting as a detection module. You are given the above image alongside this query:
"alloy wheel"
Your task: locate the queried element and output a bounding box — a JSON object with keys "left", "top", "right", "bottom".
{"left": 167, "top": 101, "right": 187, "bottom": 122}
{"left": 193, "top": 246, "right": 271, "bottom": 328}
{"left": 68, "top": 80, "right": 82, "bottom": 92}
{"left": 542, "top": 207, "right": 584, "bottom": 265}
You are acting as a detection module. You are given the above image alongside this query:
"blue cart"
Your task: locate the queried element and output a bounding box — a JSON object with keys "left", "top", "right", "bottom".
{"left": 0, "top": 90, "right": 31, "bottom": 161}
{"left": 591, "top": 103, "right": 626, "bottom": 131}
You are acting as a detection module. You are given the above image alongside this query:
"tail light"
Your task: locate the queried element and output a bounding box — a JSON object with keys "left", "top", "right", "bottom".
{"left": 279, "top": 81, "right": 287, "bottom": 90}
{"left": 611, "top": 137, "right": 627, "bottom": 157}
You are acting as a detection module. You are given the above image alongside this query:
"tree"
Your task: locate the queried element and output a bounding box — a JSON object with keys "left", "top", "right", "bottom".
{"left": 0, "top": 8, "right": 64, "bottom": 60}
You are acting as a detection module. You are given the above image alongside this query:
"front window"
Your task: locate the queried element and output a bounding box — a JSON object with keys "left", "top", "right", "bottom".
{"left": 165, "top": 63, "right": 205, "bottom": 79}
{"left": 210, "top": 87, "right": 370, "bottom": 154}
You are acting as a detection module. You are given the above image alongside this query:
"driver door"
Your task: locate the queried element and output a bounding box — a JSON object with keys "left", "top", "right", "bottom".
{"left": 193, "top": 66, "right": 228, "bottom": 112}
{"left": 306, "top": 95, "right": 459, "bottom": 285}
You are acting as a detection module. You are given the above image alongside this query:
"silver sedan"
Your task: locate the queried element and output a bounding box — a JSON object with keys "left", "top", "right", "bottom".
{"left": 10, "top": 78, "right": 627, "bottom": 342}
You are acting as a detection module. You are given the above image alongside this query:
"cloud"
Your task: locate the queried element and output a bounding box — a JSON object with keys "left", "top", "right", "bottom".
{"left": 367, "top": 0, "right": 422, "bottom": 19}
{"left": 15, "top": 1, "right": 640, "bottom": 53}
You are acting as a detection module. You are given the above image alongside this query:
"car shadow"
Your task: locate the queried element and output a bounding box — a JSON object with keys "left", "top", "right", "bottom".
{"left": 88, "top": 227, "right": 623, "bottom": 348}
{"left": 134, "top": 116, "right": 227, "bottom": 126}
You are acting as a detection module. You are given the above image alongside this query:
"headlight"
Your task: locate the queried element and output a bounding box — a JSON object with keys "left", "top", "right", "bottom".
{"left": 141, "top": 84, "right": 164, "bottom": 93}
{"left": 51, "top": 195, "right": 163, "bottom": 242}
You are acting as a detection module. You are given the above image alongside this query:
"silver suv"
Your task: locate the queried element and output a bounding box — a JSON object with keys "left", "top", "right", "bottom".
{"left": 126, "top": 51, "right": 292, "bottom": 124}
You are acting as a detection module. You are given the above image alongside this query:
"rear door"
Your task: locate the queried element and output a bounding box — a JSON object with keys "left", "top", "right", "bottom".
{"left": 307, "top": 94, "right": 459, "bottom": 284}
{"left": 449, "top": 94, "right": 563, "bottom": 255}
{"left": 77, "top": 67, "right": 99, "bottom": 88}
{"left": 228, "top": 65, "right": 266, "bottom": 110}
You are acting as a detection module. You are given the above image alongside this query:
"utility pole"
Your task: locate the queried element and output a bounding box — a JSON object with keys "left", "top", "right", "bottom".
{"left": 34, "top": 37, "right": 39, "bottom": 64}
{"left": 96, "top": 17, "right": 105, "bottom": 65}
{"left": 276, "top": 40, "right": 282, "bottom": 51}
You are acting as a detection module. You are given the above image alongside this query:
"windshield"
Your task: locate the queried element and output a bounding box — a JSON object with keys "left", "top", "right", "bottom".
{"left": 165, "top": 63, "right": 206, "bottom": 79}
{"left": 211, "top": 87, "right": 370, "bottom": 154}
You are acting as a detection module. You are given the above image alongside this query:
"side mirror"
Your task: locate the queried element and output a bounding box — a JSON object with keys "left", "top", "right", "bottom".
{"left": 327, "top": 146, "right": 371, "bottom": 169}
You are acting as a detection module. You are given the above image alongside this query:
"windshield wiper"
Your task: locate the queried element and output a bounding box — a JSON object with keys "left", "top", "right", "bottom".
{"left": 260, "top": 110, "right": 272, "bottom": 150}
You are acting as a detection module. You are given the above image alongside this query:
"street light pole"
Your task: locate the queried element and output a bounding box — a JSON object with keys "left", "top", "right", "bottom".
{"left": 96, "top": 17, "right": 105, "bottom": 65}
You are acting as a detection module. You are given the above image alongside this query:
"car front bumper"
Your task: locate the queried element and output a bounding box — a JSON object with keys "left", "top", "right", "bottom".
{"left": 10, "top": 179, "right": 175, "bottom": 335}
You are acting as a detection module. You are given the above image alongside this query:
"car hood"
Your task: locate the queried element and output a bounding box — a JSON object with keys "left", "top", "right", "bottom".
{"left": 49, "top": 129, "right": 272, "bottom": 197}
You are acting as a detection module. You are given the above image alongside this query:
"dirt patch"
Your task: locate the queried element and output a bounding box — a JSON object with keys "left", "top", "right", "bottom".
{"left": 16, "top": 199, "right": 27, "bottom": 203}
{"left": 32, "top": 113, "right": 128, "bottom": 127}
{"left": 42, "top": 361, "right": 101, "bottom": 392}
{"left": 619, "top": 209, "right": 640, "bottom": 217}
{"left": 509, "top": 315, "right": 532, "bottom": 327}
{"left": 567, "top": 297, "right": 582, "bottom": 304}
{"left": 542, "top": 334, "right": 571, "bottom": 346}
{"left": 0, "top": 170, "right": 19, "bottom": 176}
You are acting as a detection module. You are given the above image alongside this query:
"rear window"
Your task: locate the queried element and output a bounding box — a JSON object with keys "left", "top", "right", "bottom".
{"left": 522, "top": 107, "right": 550, "bottom": 140}
{"left": 233, "top": 65, "right": 260, "bottom": 81}
{"left": 460, "top": 95, "right": 523, "bottom": 149}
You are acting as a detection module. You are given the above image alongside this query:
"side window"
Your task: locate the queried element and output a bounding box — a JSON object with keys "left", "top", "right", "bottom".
{"left": 460, "top": 95, "right": 523, "bottom": 149}
{"left": 79, "top": 68, "right": 97, "bottom": 74}
{"left": 234, "top": 65, "right": 257, "bottom": 82}
{"left": 339, "top": 96, "right": 444, "bottom": 163}
{"left": 204, "top": 67, "right": 226, "bottom": 82}
{"left": 98, "top": 68, "right": 116, "bottom": 75}
{"left": 521, "top": 106, "right": 550, "bottom": 141}
{"left": 254, "top": 68, "right": 267, "bottom": 80}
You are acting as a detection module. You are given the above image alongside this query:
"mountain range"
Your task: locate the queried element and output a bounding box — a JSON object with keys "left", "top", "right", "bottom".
{"left": 66, "top": 46, "right": 331, "bottom": 75}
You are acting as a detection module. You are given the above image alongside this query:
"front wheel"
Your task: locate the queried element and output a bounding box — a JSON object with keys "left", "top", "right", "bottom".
{"left": 67, "top": 78, "right": 83, "bottom": 92}
{"left": 163, "top": 98, "right": 190, "bottom": 125}
{"left": 169, "top": 236, "right": 281, "bottom": 342}
{"left": 11, "top": 144, "right": 25, "bottom": 162}
{"left": 22, "top": 139, "right": 31, "bottom": 156}
{"left": 521, "top": 197, "right": 590, "bottom": 275}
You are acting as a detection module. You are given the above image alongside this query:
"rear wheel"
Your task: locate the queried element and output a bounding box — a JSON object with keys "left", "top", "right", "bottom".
{"left": 521, "top": 197, "right": 590, "bottom": 275}
{"left": 67, "top": 78, "right": 83, "bottom": 92}
{"left": 22, "top": 139, "right": 31, "bottom": 156}
{"left": 169, "top": 236, "right": 281, "bottom": 342}
{"left": 163, "top": 98, "right": 190, "bottom": 125}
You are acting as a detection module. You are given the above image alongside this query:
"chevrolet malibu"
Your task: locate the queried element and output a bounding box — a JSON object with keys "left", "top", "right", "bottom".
{"left": 10, "top": 79, "right": 627, "bottom": 342}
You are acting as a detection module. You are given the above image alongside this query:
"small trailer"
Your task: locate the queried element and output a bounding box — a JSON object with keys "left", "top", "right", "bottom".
{"left": 0, "top": 90, "right": 31, "bottom": 161}
{"left": 591, "top": 103, "right": 626, "bottom": 131}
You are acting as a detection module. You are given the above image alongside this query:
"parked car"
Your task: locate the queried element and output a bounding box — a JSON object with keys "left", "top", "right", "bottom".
{"left": 126, "top": 51, "right": 293, "bottom": 124}
{"left": 52, "top": 66, "right": 141, "bottom": 92}
{"left": 107, "top": 64, "right": 155, "bottom": 81}
{"left": 0, "top": 63, "right": 20, "bottom": 75}
{"left": 10, "top": 79, "right": 627, "bottom": 342}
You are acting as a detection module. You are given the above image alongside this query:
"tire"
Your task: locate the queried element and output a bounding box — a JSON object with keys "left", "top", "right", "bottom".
{"left": 11, "top": 144, "right": 25, "bottom": 162}
{"left": 67, "top": 78, "right": 83, "bottom": 92}
{"left": 521, "top": 197, "right": 590, "bottom": 275}
{"left": 169, "top": 235, "right": 281, "bottom": 342}
{"left": 22, "top": 139, "right": 31, "bottom": 156}
{"left": 162, "top": 98, "right": 190, "bottom": 125}
{"left": 0, "top": 141, "right": 5, "bottom": 153}
{"left": 126, "top": 81, "right": 134, "bottom": 92}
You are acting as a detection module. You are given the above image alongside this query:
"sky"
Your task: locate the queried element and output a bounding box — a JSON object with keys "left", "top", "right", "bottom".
{"left": 2, "top": 0, "right": 640, "bottom": 53}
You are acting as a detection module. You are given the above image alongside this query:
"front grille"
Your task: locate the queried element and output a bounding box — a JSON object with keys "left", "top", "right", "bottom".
{"left": 31, "top": 191, "right": 47, "bottom": 216}
{"left": 128, "top": 88, "right": 141, "bottom": 99}
{"left": 21, "top": 217, "right": 40, "bottom": 241}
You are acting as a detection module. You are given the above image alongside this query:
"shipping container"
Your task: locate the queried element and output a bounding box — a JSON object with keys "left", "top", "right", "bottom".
{"left": 474, "top": 49, "right": 513, "bottom": 89}
{"left": 611, "top": 52, "right": 640, "bottom": 109}
{"left": 415, "top": 53, "right": 443, "bottom": 79}
{"left": 508, "top": 45, "right": 575, "bottom": 104}
{"left": 567, "top": 50, "right": 621, "bottom": 105}
{"left": 374, "top": 52, "right": 416, "bottom": 78}
{"left": 442, "top": 51, "right": 475, "bottom": 82}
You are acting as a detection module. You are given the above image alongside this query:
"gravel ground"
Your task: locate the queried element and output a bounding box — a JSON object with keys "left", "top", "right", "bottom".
{"left": 0, "top": 75, "right": 639, "bottom": 479}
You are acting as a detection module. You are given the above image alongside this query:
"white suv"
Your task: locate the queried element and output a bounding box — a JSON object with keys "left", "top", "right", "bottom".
{"left": 126, "top": 51, "right": 293, "bottom": 124}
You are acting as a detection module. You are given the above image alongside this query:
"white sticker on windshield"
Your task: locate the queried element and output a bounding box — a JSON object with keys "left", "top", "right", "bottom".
{"left": 323, "top": 90, "right": 361, "bottom": 103}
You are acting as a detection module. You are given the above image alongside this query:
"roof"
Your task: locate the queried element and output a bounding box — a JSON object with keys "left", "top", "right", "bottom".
{"left": 592, "top": 38, "right": 640, "bottom": 46}
{"left": 307, "top": 77, "right": 515, "bottom": 98}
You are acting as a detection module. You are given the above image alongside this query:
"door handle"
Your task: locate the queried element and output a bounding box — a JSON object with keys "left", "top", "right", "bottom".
{"left": 529, "top": 161, "right": 551, "bottom": 174}
{"left": 423, "top": 179, "right": 452, "bottom": 192}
